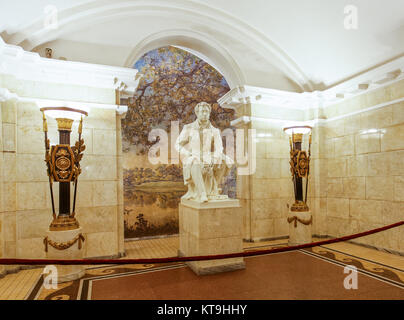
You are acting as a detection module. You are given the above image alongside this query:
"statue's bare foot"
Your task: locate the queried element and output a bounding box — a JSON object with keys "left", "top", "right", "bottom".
{"left": 200, "top": 192, "right": 208, "bottom": 203}
{"left": 182, "top": 191, "right": 192, "bottom": 200}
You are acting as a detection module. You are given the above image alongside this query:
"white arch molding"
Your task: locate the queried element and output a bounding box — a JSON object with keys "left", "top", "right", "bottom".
{"left": 3, "top": 0, "right": 312, "bottom": 91}
{"left": 124, "top": 30, "right": 245, "bottom": 89}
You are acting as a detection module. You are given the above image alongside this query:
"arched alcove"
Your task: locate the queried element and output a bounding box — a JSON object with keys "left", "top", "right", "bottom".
{"left": 122, "top": 45, "right": 236, "bottom": 240}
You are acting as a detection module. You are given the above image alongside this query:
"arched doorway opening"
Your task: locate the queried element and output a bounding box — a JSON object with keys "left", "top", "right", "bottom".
{"left": 122, "top": 45, "right": 236, "bottom": 239}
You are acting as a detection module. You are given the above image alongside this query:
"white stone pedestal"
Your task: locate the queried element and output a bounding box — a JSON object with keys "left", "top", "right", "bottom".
{"left": 287, "top": 211, "right": 312, "bottom": 246}
{"left": 46, "top": 228, "right": 86, "bottom": 283}
{"left": 179, "top": 198, "right": 245, "bottom": 275}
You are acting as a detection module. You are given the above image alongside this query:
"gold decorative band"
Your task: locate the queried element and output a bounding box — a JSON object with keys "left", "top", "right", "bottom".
{"left": 44, "top": 233, "right": 85, "bottom": 252}
{"left": 56, "top": 118, "right": 74, "bottom": 131}
{"left": 287, "top": 215, "right": 312, "bottom": 228}
{"left": 49, "top": 216, "right": 80, "bottom": 231}
{"left": 290, "top": 201, "right": 309, "bottom": 212}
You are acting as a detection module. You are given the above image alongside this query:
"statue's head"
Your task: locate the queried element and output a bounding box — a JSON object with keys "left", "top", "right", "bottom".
{"left": 194, "top": 102, "right": 211, "bottom": 122}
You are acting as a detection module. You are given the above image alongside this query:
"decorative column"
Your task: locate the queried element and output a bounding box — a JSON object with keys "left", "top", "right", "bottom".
{"left": 41, "top": 107, "right": 88, "bottom": 283}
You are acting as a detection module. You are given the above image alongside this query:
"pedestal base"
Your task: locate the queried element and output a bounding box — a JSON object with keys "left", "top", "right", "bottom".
{"left": 287, "top": 210, "right": 312, "bottom": 246}
{"left": 45, "top": 227, "right": 86, "bottom": 283}
{"left": 179, "top": 199, "right": 245, "bottom": 276}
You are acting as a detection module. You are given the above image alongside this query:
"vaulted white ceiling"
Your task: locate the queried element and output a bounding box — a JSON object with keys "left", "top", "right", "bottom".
{"left": 1, "top": 0, "right": 403, "bottom": 92}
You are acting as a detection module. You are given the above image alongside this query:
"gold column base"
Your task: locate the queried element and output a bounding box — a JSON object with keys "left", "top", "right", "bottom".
{"left": 290, "top": 201, "right": 309, "bottom": 212}
{"left": 49, "top": 215, "right": 80, "bottom": 231}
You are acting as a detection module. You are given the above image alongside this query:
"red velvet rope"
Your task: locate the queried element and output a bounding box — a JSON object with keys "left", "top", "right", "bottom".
{"left": 0, "top": 221, "right": 403, "bottom": 265}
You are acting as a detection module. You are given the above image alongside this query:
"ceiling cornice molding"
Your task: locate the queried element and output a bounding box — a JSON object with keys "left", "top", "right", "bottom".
{"left": 219, "top": 55, "right": 404, "bottom": 111}
{"left": 0, "top": 35, "right": 141, "bottom": 95}
{"left": 1, "top": 0, "right": 311, "bottom": 91}
{"left": 0, "top": 87, "right": 128, "bottom": 115}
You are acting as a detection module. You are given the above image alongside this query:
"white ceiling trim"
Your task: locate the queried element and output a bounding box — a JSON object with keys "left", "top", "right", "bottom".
{"left": 0, "top": 35, "right": 141, "bottom": 95}
{"left": 2, "top": 0, "right": 312, "bottom": 91}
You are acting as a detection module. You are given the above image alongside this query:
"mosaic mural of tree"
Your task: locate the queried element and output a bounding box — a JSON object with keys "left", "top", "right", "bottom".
{"left": 122, "top": 46, "right": 235, "bottom": 239}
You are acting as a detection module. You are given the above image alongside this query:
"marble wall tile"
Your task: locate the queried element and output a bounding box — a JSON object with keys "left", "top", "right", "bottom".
{"left": 349, "top": 199, "right": 383, "bottom": 224}
{"left": 251, "top": 199, "right": 281, "bottom": 220}
{"left": 381, "top": 124, "right": 404, "bottom": 151}
{"left": 16, "top": 154, "right": 48, "bottom": 182}
{"left": 2, "top": 123, "right": 16, "bottom": 152}
{"left": 347, "top": 155, "right": 368, "bottom": 177}
{"left": 3, "top": 212, "right": 16, "bottom": 242}
{"left": 80, "top": 155, "right": 117, "bottom": 181}
{"left": 327, "top": 158, "right": 347, "bottom": 178}
{"left": 334, "top": 135, "right": 355, "bottom": 157}
{"left": 85, "top": 231, "right": 118, "bottom": 258}
{"left": 77, "top": 206, "right": 117, "bottom": 234}
{"left": 3, "top": 182, "right": 16, "bottom": 212}
{"left": 16, "top": 209, "right": 52, "bottom": 240}
{"left": 326, "top": 198, "right": 350, "bottom": 219}
{"left": 3, "top": 153, "right": 17, "bottom": 182}
{"left": 327, "top": 178, "right": 344, "bottom": 197}
{"left": 16, "top": 238, "right": 46, "bottom": 259}
{"left": 93, "top": 129, "right": 116, "bottom": 156}
{"left": 93, "top": 181, "right": 118, "bottom": 206}
{"left": 391, "top": 102, "right": 404, "bottom": 126}
{"left": 75, "top": 181, "right": 94, "bottom": 208}
{"left": 393, "top": 176, "right": 404, "bottom": 201}
{"left": 16, "top": 102, "right": 43, "bottom": 128}
{"left": 1, "top": 100, "right": 17, "bottom": 124}
{"left": 273, "top": 218, "right": 288, "bottom": 237}
{"left": 251, "top": 218, "right": 274, "bottom": 241}
{"left": 16, "top": 182, "right": 48, "bottom": 210}
{"left": 367, "top": 152, "right": 393, "bottom": 176}
{"left": 365, "top": 176, "right": 394, "bottom": 201}
{"left": 355, "top": 132, "right": 380, "bottom": 154}
{"left": 342, "top": 177, "right": 365, "bottom": 199}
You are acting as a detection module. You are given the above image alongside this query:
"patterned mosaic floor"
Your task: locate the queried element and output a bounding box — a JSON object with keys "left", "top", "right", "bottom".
{"left": 0, "top": 236, "right": 403, "bottom": 300}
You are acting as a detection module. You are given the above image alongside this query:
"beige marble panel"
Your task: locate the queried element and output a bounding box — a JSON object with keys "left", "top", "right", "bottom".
{"left": 251, "top": 218, "right": 274, "bottom": 240}
{"left": 16, "top": 182, "right": 48, "bottom": 210}
{"left": 391, "top": 102, "right": 404, "bottom": 126}
{"left": 17, "top": 125, "right": 54, "bottom": 154}
{"left": 355, "top": 133, "right": 380, "bottom": 154}
{"left": 360, "top": 107, "right": 393, "bottom": 130}
{"left": 367, "top": 152, "right": 393, "bottom": 176}
{"left": 75, "top": 181, "right": 93, "bottom": 208}
{"left": 343, "top": 115, "right": 361, "bottom": 136}
{"left": 342, "top": 177, "right": 365, "bottom": 199}
{"left": 390, "top": 150, "right": 404, "bottom": 176}
{"left": 2, "top": 182, "right": 16, "bottom": 212}
{"left": 326, "top": 119, "right": 345, "bottom": 138}
{"left": 16, "top": 238, "right": 46, "bottom": 259}
{"left": 85, "top": 231, "right": 118, "bottom": 258}
{"left": 77, "top": 206, "right": 117, "bottom": 233}
{"left": 3, "top": 212, "right": 16, "bottom": 242}
{"left": 3, "top": 153, "right": 16, "bottom": 182}
{"left": 80, "top": 155, "right": 117, "bottom": 181}
{"left": 251, "top": 199, "right": 281, "bottom": 220}
{"left": 93, "top": 129, "right": 117, "bottom": 156}
{"left": 327, "top": 178, "right": 344, "bottom": 197}
{"left": 393, "top": 176, "right": 404, "bottom": 201}
{"left": 16, "top": 102, "right": 43, "bottom": 128}
{"left": 1, "top": 100, "right": 17, "bottom": 124}
{"left": 93, "top": 181, "right": 117, "bottom": 206}
{"left": 326, "top": 217, "right": 359, "bottom": 237}
{"left": 334, "top": 135, "right": 355, "bottom": 157}
{"left": 85, "top": 109, "right": 117, "bottom": 130}
{"left": 381, "top": 124, "right": 404, "bottom": 151}
{"left": 16, "top": 154, "right": 48, "bottom": 182}
{"left": 236, "top": 174, "right": 250, "bottom": 199}
{"left": 2, "top": 123, "right": 16, "bottom": 152}
{"left": 16, "top": 209, "right": 52, "bottom": 240}
{"left": 349, "top": 199, "right": 383, "bottom": 224}
{"left": 326, "top": 198, "right": 350, "bottom": 219}
{"left": 347, "top": 155, "right": 368, "bottom": 177}
{"left": 273, "top": 217, "right": 288, "bottom": 237}
{"left": 327, "top": 158, "right": 347, "bottom": 178}
{"left": 365, "top": 176, "right": 394, "bottom": 201}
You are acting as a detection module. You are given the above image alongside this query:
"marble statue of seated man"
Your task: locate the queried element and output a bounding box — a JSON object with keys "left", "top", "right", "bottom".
{"left": 175, "top": 102, "right": 234, "bottom": 203}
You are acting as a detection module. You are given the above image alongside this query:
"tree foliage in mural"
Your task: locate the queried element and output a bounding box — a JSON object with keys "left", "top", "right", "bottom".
{"left": 122, "top": 46, "right": 234, "bottom": 154}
